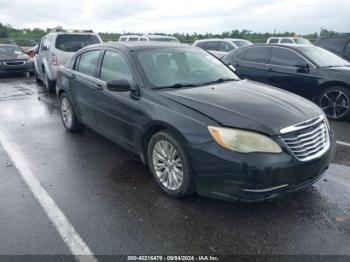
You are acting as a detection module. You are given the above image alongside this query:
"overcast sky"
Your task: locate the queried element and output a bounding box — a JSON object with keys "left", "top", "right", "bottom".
{"left": 0, "top": 0, "right": 349, "bottom": 34}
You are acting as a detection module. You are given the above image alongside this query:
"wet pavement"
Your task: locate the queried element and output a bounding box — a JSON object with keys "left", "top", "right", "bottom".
{"left": 0, "top": 75, "right": 349, "bottom": 257}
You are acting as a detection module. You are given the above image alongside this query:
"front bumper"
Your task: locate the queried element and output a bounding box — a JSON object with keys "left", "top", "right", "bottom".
{"left": 190, "top": 133, "right": 335, "bottom": 202}
{"left": 0, "top": 60, "right": 34, "bottom": 75}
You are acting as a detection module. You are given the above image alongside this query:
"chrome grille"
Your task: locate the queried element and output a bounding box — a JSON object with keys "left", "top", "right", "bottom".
{"left": 281, "top": 116, "right": 330, "bottom": 161}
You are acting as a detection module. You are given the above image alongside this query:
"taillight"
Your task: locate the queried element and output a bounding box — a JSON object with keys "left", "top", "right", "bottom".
{"left": 51, "top": 53, "right": 59, "bottom": 65}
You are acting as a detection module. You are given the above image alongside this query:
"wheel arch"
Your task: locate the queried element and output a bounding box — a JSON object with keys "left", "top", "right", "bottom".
{"left": 140, "top": 121, "right": 191, "bottom": 164}
{"left": 313, "top": 81, "right": 350, "bottom": 102}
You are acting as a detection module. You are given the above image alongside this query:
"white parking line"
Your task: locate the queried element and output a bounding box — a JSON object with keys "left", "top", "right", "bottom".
{"left": 337, "top": 140, "right": 350, "bottom": 147}
{"left": 0, "top": 130, "right": 98, "bottom": 262}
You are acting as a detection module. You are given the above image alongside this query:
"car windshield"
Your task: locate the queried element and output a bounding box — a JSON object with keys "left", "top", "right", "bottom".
{"left": 232, "top": 40, "right": 251, "bottom": 47}
{"left": 0, "top": 45, "right": 24, "bottom": 56}
{"left": 299, "top": 46, "right": 350, "bottom": 67}
{"left": 149, "top": 37, "right": 179, "bottom": 43}
{"left": 55, "top": 34, "right": 100, "bottom": 52}
{"left": 136, "top": 47, "right": 239, "bottom": 89}
{"left": 294, "top": 38, "right": 312, "bottom": 45}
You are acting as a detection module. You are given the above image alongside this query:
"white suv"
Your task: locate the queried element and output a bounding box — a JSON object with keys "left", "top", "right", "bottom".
{"left": 118, "top": 35, "right": 179, "bottom": 43}
{"left": 266, "top": 37, "right": 312, "bottom": 45}
{"left": 193, "top": 38, "right": 252, "bottom": 59}
{"left": 34, "top": 28, "right": 102, "bottom": 92}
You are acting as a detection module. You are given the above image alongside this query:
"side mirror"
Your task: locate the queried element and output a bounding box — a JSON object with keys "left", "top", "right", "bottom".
{"left": 106, "top": 79, "right": 132, "bottom": 92}
{"left": 295, "top": 62, "right": 310, "bottom": 72}
{"left": 34, "top": 46, "right": 39, "bottom": 54}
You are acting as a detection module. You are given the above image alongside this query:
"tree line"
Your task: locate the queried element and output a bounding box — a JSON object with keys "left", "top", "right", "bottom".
{"left": 0, "top": 22, "right": 341, "bottom": 46}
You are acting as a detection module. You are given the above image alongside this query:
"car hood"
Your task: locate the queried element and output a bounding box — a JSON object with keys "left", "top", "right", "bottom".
{"left": 159, "top": 80, "right": 323, "bottom": 136}
{"left": 0, "top": 54, "right": 28, "bottom": 61}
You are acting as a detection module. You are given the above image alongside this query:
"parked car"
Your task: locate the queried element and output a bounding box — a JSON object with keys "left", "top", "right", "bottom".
{"left": 315, "top": 34, "right": 350, "bottom": 62}
{"left": 193, "top": 38, "right": 252, "bottom": 59}
{"left": 119, "top": 34, "right": 179, "bottom": 43}
{"left": 222, "top": 44, "right": 350, "bottom": 120}
{"left": 266, "top": 37, "right": 312, "bottom": 45}
{"left": 56, "top": 42, "right": 334, "bottom": 202}
{"left": 34, "top": 28, "right": 102, "bottom": 92}
{"left": 0, "top": 44, "right": 34, "bottom": 75}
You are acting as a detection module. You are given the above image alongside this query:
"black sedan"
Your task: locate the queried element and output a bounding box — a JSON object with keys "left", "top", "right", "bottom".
{"left": 0, "top": 44, "right": 34, "bottom": 75}
{"left": 222, "top": 44, "right": 350, "bottom": 120}
{"left": 56, "top": 42, "right": 334, "bottom": 202}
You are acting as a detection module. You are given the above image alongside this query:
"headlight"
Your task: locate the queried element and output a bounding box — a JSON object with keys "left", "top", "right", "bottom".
{"left": 208, "top": 126, "right": 282, "bottom": 153}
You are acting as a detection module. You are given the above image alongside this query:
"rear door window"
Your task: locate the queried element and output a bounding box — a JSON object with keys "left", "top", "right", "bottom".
{"left": 244, "top": 47, "right": 269, "bottom": 63}
{"left": 76, "top": 50, "right": 100, "bottom": 77}
{"left": 270, "top": 47, "right": 306, "bottom": 67}
{"left": 55, "top": 34, "right": 100, "bottom": 52}
{"left": 128, "top": 37, "right": 139, "bottom": 41}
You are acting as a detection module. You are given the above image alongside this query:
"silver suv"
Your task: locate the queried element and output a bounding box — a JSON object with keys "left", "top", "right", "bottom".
{"left": 34, "top": 28, "right": 102, "bottom": 92}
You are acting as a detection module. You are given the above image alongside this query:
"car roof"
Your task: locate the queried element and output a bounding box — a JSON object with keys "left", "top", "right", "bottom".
{"left": 147, "top": 35, "right": 177, "bottom": 39}
{"left": 242, "top": 43, "right": 313, "bottom": 51}
{"left": 94, "top": 42, "right": 192, "bottom": 51}
{"left": 46, "top": 32, "right": 99, "bottom": 37}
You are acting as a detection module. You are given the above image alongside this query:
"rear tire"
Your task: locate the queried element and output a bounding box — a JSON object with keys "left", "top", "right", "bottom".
{"left": 147, "top": 130, "right": 195, "bottom": 198}
{"left": 59, "top": 93, "right": 84, "bottom": 132}
{"left": 44, "top": 71, "right": 56, "bottom": 93}
{"left": 317, "top": 86, "right": 350, "bottom": 120}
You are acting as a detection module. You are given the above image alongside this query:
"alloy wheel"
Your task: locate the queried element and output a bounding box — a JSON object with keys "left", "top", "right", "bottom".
{"left": 152, "top": 140, "right": 184, "bottom": 191}
{"left": 320, "top": 90, "right": 349, "bottom": 119}
{"left": 61, "top": 98, "right": 73, "bottom": 128}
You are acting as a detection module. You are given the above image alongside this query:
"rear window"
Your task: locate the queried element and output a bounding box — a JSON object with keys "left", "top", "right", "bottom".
{"left": 55, "top": 34, "right": 100, "bottom": 52}
{"left": 232, "top": 40, "right": 251, "bottom": 47}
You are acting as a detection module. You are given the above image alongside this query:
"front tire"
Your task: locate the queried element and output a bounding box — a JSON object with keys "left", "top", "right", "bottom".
{"left": 59, "top": 93, "right": 83, "bottom": 132}
{"left": 317, "top": 86, "right": 350, "bottom": 120}
{"left": 147, "top": 130, "right": 195, "bottom": 198}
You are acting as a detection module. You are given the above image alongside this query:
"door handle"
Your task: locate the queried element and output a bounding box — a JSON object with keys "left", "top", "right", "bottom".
{"left": 268, "top": 68, "right": 274, "bottom": 72}
{"left": 95, "top": 84, "right": 103, "bottom": 91}
{"left": 70, "top": 73, "right": 76, "bottom": 80}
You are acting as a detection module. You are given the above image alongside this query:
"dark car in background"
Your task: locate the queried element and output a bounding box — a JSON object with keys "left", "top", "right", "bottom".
{"left": 315, "top": 34, "right": 350, "bottom": 62}
{"left": 56, "top": 42, "right": 334, "bottom": 202}
{"left": 0, "top": 44, "right": 34, "bottom": 76}
{"left": 222, "top": 44, "right": 350, "bottom": 120}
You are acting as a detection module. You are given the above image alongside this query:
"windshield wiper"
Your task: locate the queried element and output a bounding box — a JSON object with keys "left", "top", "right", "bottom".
{"left": 155, "top": 83, "right": 199, "bottom": 89}
{"left": 199, "top": 78, "right": 236, "bottom": 86}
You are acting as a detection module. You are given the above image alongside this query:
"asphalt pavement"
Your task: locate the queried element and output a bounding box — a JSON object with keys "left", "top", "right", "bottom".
{"left": 0, "top": 75, "right": 349, "bottom": 260}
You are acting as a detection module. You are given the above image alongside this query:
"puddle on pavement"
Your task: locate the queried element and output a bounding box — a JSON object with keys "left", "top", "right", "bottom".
{"left": 109, "top": 159, "right": 153, "bottom": 185}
